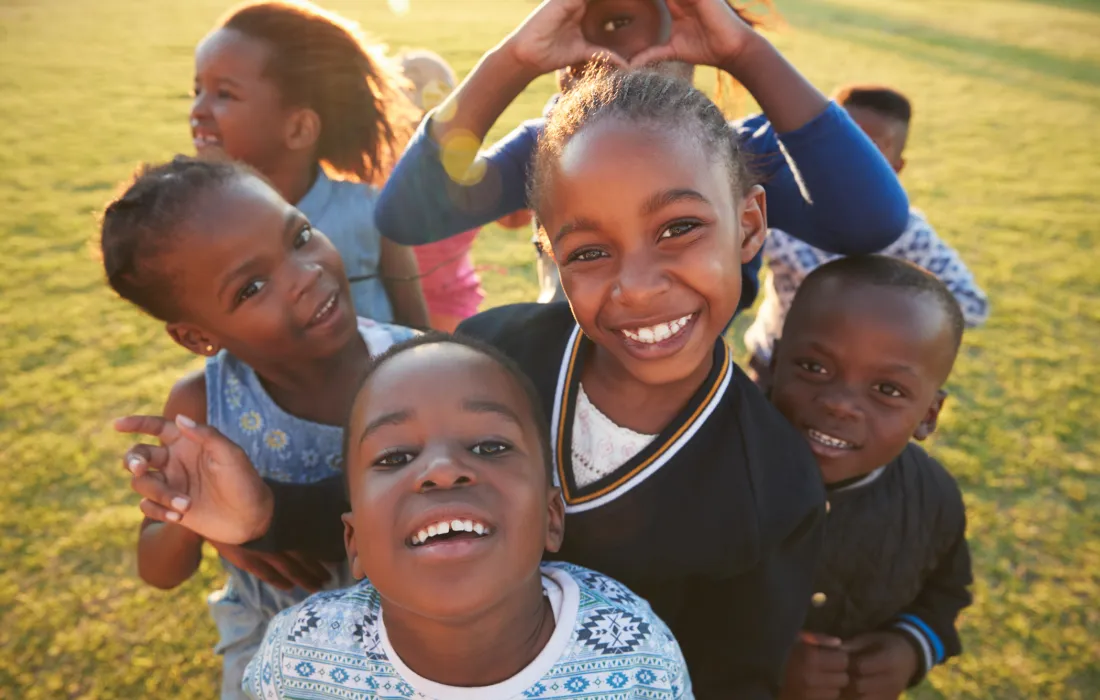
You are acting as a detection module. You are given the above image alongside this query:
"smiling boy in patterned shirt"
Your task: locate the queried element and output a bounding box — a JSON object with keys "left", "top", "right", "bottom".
{"left": 244, "top": 334, "right": 691, "bottom": 700}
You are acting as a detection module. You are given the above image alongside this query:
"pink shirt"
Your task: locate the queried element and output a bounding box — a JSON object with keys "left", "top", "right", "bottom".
{"left": 413, "top": 228, "right": 483, "bottom": 319}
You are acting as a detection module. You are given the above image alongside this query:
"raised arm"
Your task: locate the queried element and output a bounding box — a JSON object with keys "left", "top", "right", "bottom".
{"left": 631, "top": 0, "right": 909, "bottom": 254}
{"left": 374, "top": 0, "right": 626, "bottom": 246}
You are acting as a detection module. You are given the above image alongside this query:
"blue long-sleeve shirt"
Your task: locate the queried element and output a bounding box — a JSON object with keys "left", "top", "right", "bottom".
{"left": 376, "top": 102, "right": 910, "bottom": 309}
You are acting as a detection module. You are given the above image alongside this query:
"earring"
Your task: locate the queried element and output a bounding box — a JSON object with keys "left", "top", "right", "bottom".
{"left": 206, "top": 345, "right": 215, "bottom": 353}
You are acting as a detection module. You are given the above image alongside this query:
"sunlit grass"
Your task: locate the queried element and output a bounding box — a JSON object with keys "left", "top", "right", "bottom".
{"left": 0, "top": 0, "right": 1096, "bottom": 697}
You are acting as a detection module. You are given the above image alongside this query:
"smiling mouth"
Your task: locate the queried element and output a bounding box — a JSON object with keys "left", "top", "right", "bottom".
{"left": 307, "top": 293, "right": 338, "bottom": 327}
{"left": 192, "top": 132, "right": 222, "bottom": 149}
{"left": 409, "top": 518, "right": 492, "bottom": 547}
{"left": 619, "top": 313, "right": 695, "bottom": 345}
{"left": 806, "top": 428, "right": 858, "bottom": 450}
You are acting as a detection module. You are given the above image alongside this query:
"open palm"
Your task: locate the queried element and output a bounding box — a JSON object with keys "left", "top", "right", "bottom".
{"left": 117, "top": 415, "right": 273, "bottom": 545}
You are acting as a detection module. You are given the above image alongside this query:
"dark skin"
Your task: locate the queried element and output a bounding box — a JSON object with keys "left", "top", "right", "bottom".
{"left": 770, "top": 280, "right": 958, "bottom": 699}
{"left": 542, "top": 118, "right": 766, "bottom": 433}
{"left": 129, "top": 174, "right": 371, "bottom": 592}
{"left": 343, "top": 343, "right": 566, "bottom": 687}
{"left": 192, "top": 27, "right": 428, "bottom": 328}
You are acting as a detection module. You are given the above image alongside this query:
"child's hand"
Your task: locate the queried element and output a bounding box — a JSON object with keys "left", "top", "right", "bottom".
{"left": 116, "top": 414, "right": 274, "bottom": 545}
{"left": 780, "top": 632, "right": 851, "bottom": 700}
{"left": 209, "top": 541, "right": 332, "bottom": 592}
{"left": 629, "top": 0, "right": 761, "bottom": 72}
{"left": 504, "top": 0, "right": 627, "bottom": 77}
{"left": 841, "top": 632, "right": 918, "bottom": 700}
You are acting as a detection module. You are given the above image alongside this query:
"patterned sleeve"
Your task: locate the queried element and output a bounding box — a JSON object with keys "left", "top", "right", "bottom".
{"left": 889, "top": 212, "right": 990, "bottom": 328}
{"left": 244, "top": 607, "right": 295, "bottom": 700}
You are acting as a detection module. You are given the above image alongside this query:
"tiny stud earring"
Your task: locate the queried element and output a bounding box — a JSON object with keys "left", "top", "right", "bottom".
{"left": 206, "top": 345, "right": 214, "bottom": 353}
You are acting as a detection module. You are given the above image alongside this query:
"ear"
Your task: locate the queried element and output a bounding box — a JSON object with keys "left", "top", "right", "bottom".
{"left": 342, "top": 512, "right": 366, "bottom": 579}
{"left": 894, "top": 156, "right": 907, "bottom": 175}
{"left": 738, "top": 184, "right": 767, "bottom": 264}
{"left": 166, "top": 322, "right": 219, "bottom": 357}
{"left": 544, "top": 486, "right": 566, "bottom": 554}
{"left": 285, "top": 107, "right": 321, "bottom": 153}
{"left": 913, "top": 389, "right": 947, "bottom": 441}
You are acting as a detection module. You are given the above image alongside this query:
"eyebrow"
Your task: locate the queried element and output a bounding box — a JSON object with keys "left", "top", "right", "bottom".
{"left": 358, "top": 409, "right": 413, "bottom": 445}
{"left": 553, "top": 216, "right": 602, "bottom": 245}
{"left": 641, "top": 188, "right": 711, "bottom": 216}
{"left": 462, "top": 399, "right": 524, "bottom": 428}
{"left": 216, "top": 211, "right": 304, "bottom": 302}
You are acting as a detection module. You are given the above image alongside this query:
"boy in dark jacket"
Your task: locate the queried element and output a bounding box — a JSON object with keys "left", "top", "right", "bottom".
{"left": 769, "top": 256, "right": 974, "bottom": 700}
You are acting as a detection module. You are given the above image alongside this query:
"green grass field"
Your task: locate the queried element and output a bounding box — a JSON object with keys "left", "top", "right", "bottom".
{"left": 1, "top": 0, "right": 1098, "bottom": 697}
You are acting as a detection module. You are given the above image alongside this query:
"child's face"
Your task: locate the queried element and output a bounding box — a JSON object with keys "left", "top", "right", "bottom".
{"left": 770, "top": 281, "right": 956, "bottom": 483}
{"left": 165, "top": 174, "right": 358, "bottom": 363}
{"left": 844, "top": 105, "right": 908, "bottom": 174}
{"left": 191, "top": 28, "right": 295, "bottom": 172}
{"left": 343, "top": 343, "right": 564, "bottom": 621}
{"left": 541, "top": 118, "right": 766, "bottom": 386}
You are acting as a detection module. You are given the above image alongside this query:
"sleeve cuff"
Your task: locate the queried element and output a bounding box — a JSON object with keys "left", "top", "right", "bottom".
{"left": 892, "top": 614, "right": 945, "bottom": 684}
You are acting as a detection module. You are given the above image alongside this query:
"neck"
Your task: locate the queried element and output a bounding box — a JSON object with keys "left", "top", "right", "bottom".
{"left": 255, "top": 332, "right": 370, "bottom": 425}
{"left": 382, "top": 573, "right": 555, "bottom": 688}
{"left": 583, "top": 343, "right": 715, "bottom": 435}
{"left": 263, "top": 158, "right": 319, "bottom": 207}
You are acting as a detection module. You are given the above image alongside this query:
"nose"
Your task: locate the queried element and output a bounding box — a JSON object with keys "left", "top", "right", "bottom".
{"left": 613, "top": 251, "right": 671, "bottom": 307}
{"left": 415, "top": 444, "right": 476, "bottom": 493}
{"left": 818, "top": 385, "right": 862, "bottom": 421}
{"left": 288, "top": 259, "right": 324, "bottom": 303}
{"left": 190, "top": 90, "right": 211, "bottom": 123}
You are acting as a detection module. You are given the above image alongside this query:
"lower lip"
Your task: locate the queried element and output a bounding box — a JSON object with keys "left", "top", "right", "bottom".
{"left": 615, "top": 314, "right": 698, "bottom": 361}
{"left": 193, "top": 137, "right": 222, "bottom": 151}
{"left": 805, "top": 431, "right": 857, "bottom": 459}
{"left": 407, "top": 534, "right": 493, "bottom": 562}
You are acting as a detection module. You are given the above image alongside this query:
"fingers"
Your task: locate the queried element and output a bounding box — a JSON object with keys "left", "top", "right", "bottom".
{"left": 809, "top": 646, "right": 850, "bottom": 673}
{"left": 122, "top": 443, "right": 169, "bottom": 477}
{"left": 628, "top": 44, "right": 677, "bottom": 69}
{"left": 851, "top": 649, "right": 892, "bottom": 677}
{"left": 114, "top": 415, "right": 179, "bottom": 443}
{"left": 173, "top": 416, "right": 247, "bottom": 465}
{"left": 140, "top": 497, "right": 183, "bottom": 524}
{"left": 130, "top": 470, "right": 192, "bottom": 519}
{"left": 801, "top": 631, "right": 845, "bottom": 648}
{"left": 267, "top": 553, "right": 330, "bottom": 593}
{"left": 846, "top": 673, "right": 899, "bottom": 698}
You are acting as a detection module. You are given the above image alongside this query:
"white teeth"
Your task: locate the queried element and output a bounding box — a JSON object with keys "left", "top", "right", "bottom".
{"left": 807, "top": 429, "right": 855, "bottom": 449}
{"left": 621, "top": 314, "right": 693, "bottom": 345}
{"left": 313, "top": 296, "right": 335, "bottom": 321}
{"left": 410, "top": 518, "right": 491, "bottom": 546}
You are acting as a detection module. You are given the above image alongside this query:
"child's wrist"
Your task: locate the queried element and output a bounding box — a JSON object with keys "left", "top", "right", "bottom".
{"left": 718, "top": 31, "right": 773, "bottom": 80}
{"left": 494, "top": 38, "right": 547, "bottom": 86}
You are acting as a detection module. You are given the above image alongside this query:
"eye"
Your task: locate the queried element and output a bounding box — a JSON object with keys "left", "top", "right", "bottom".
{"left": 874, "top": 383, "right": 905, "bottom": 398}
{"left": 374, "top": 450, "right": 415, "bottom": 468}
{"left": 659, "top": 220, "right": 701, "bottom": 240}
{"left": 191, "top": 85, "right": 201, "bottom": 98}
{"left": 471, "top": 440, "right": 511, "bottom": 457}
{"left": 236, "top": 279, "right": 266, "bottom": 304}
{"left": 566, "top": 248, "right": 607, "bottom": 263}
{"left": 602, "top": 16, "right": 633, "bottom": 32}
{"left": 217, "top": 89, "right": 234, "bottom": 100}
{"left": 796, "top": 360, "right": 828, "bottom": 375}
{"left": 293, "top": 224, "right": 313, "bottom": 248}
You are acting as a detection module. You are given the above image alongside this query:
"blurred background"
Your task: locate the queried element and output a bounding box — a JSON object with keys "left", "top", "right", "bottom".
{"left": 0, "top": 0, "right": 1097, "bottom": 697}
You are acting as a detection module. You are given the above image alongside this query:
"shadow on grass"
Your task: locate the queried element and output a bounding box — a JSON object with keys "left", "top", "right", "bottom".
{"left": 782, "top": 0, "right": 1100, "bottom": 105}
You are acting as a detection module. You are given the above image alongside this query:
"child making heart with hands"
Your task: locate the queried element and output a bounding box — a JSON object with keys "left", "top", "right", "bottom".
{"left": 375, "top": 0, "right": 910, "bottom": 312}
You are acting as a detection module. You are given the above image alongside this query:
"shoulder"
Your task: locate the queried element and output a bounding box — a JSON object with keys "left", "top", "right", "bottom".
{"left": 358, "top": 318, "right": 419, "bottom": 352}
{"left": 165, "top": 370, "right": 207, "bottom": 425}
{"left": 267, "top": 582, "right": 383, "bottom": 656}
{"left": 730, "top": 367, "right": 827, "bottom": 539}
{"left": 897, "top": 443, "right": 966, "bottom": 521}
{"left": 551, "top": 562, "right": 687, "bottom": 648}
{"left": 457, "top": 302, "right": 575, "bottom": 356}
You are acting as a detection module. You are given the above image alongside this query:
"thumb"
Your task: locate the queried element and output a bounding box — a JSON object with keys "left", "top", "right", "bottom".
{"left": 174, "top": 415, "right": 244, "bottom": 464}
{"left": 841, "top": 633, "right": 881, "bottom": 654}
{"left": 629, "top": 44, "right": 678, "bottom": 69}
{"left": 800, "top": 631, "right": 844, "bottom": 648}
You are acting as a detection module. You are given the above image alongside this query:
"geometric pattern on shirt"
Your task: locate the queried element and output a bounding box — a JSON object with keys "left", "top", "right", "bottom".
{"left": 243, "top": 561, "right": 690, "bottom": 699}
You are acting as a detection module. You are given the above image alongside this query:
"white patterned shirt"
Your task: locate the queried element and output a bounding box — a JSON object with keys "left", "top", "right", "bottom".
{"left": 744, "top": 209, "right": 990, "bottom": 362}
{"left": 244, "top": 562, "right": 692, "bottom": 700}
{"left": 571, "top": 385, "right": 657, "bottom": 488}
